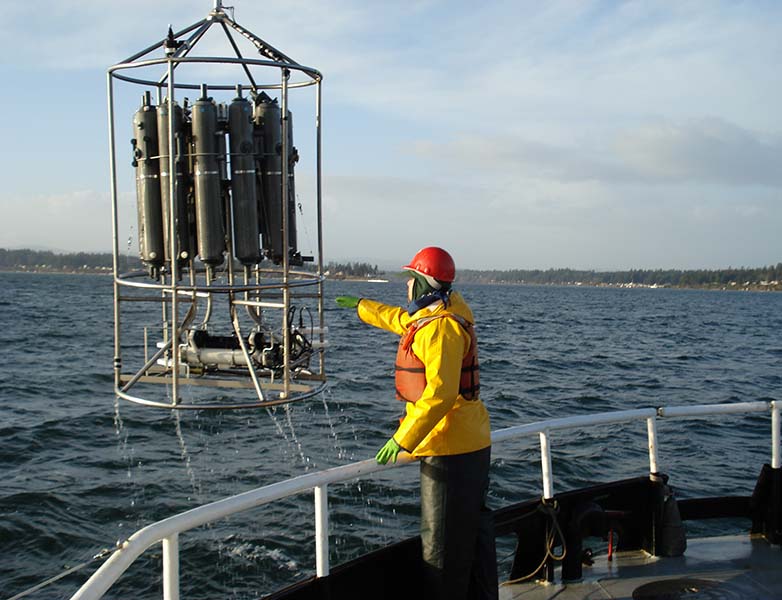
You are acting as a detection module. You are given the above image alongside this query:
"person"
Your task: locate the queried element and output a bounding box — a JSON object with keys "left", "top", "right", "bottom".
{"left": 336, "top": 246, "right": 498, "bottom": 600}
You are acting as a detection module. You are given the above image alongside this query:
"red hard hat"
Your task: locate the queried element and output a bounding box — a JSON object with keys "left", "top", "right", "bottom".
{"left": 403, "top": 247, "right": 455, "bottom": 283}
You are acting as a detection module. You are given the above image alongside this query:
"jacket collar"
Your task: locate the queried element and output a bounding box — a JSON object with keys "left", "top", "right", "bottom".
{"left": 406, "top": 289, "right": 451, "bottom": 316}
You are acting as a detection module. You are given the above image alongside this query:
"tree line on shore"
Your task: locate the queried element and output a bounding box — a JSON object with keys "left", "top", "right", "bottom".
{"left": 459, "top": 265, "right": 782, "bottom": 289}
{"left": 325, "top": 261, "right": 381, "bottom": 278}
{"left": 1, "top": 248, "right": 779, "bottom": 289}
{"left": 0, "top": 248, "right": 139, "bottom": 271}
{"left": 0, "top": 249, "right": 385, "bottom": 278}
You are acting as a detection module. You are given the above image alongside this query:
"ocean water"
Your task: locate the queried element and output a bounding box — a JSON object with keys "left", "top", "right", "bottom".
{"left": 1, "top": 273, "right": 780, "bottom": 599}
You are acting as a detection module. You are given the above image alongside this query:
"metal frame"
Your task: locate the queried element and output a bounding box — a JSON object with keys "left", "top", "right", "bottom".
{"left": 107, "top": 3, "right": 326, "bottom": 410}
{"left": 70, "top": 400, "right": 781, "bottom": 600}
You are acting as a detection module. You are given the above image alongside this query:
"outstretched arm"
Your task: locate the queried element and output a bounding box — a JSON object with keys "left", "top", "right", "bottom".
{"left": 356, "top": 298, "right": 411, "bottom": 335}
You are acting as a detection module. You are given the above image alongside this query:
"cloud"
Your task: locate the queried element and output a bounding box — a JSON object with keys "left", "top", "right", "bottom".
{"left": 0, "top": 190, "right": 114, "bottom": 252}
{"left": 613, "top": 119, "right": 782, "bottom": 186}
{"left": 3, "top": 0, "right": 781, "bottom": 270}
{"left": 0, "top": 1, "right": 361, "bottom": 70}
{"left": 318, "top": 169, "right": 782, "bottom": 270}
{"left": 411, "top": 117, "right": 782, "bottom": 188}
{"left": 312, "top": 1, "right": 782, "bottom": 131}
{"left": 5, "top": 2, "right": 780, "bottom": 135}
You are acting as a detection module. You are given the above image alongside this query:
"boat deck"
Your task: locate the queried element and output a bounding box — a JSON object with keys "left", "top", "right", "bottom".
{"left": 499, "top": 534, "right": 782, "bottom": 599}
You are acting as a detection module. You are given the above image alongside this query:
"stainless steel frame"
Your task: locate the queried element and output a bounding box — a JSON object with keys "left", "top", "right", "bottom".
{"left": 107, "top": 2, "right": 325, "bottom": 409}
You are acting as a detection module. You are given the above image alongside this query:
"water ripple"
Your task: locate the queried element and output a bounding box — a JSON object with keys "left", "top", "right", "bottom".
{"left": 0, "top": 275, "right": 780, "bottom": 598}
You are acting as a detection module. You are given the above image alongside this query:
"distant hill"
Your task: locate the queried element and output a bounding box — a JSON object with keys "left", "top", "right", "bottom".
{"left": 1, "top": 248, "right": 779, "bottom": 290}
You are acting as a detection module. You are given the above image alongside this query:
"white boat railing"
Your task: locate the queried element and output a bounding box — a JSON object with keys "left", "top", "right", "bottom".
{"left": 70, "top": 400, "right": 780, "bottom": 600}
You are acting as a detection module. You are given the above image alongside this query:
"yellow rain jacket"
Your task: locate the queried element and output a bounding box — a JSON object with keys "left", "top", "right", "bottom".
{"left": 357, "top": 292, "right": 491, "bottom": 456}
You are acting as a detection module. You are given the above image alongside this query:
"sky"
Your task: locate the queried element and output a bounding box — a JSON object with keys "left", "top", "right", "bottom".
{"left": 0, "top": 0, "right": 780, "bottom": 271}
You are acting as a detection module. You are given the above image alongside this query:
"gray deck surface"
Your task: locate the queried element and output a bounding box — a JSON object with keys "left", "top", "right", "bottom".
{"left": 499, "top": 534, "right": 782, "bottom": 599}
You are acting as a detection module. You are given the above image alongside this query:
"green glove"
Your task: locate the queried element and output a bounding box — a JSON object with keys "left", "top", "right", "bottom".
{"left": 335, "top": 296, "right": 360, "bottom": 309}
{"left": 376, "top": 438, "right": 402, "bottom": 465}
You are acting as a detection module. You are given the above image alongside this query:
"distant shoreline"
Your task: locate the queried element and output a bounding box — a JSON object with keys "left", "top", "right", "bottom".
{"left": 0, "top": 266, "right": 113, "bottom": 275}
{"left": 4, "top": 248, "right": 780, "bottom": 290}
{"left": 4, "top": 267, "right": 779, "bottom": 292}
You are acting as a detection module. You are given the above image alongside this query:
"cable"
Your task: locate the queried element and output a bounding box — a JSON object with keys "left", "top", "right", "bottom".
{"left": 296, "top": 198, "right": 316, "bottom": 260}
{"left": 5, "top": 548, "right": 114, "bottom": 600}
{"left": 500, "top": 498, "right": 567, "bottom": 587}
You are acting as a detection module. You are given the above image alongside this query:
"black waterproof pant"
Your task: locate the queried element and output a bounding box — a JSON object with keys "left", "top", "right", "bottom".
{"left": 420, "top": 446, "right": 498, "bottom": 600}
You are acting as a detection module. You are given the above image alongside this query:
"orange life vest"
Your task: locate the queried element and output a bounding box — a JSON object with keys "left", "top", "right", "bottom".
{"left": 394, "top": 313, "right": 480, "bottom": 403}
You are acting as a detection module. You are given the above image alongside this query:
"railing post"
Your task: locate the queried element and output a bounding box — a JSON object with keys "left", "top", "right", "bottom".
{"left": 647, "top": 416, "right": 659, "bottom": 476}
{"left": 162, "top": 534, "right": 180, "bottom": 600}
{"left": 540, "top": 430, "right": 554, "bottom": 500}
{"left": 315, "top": 484, "right": 330, "bottom": 577}
{"left": 772, "top": 401, "right": 780, "bottom": 469}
